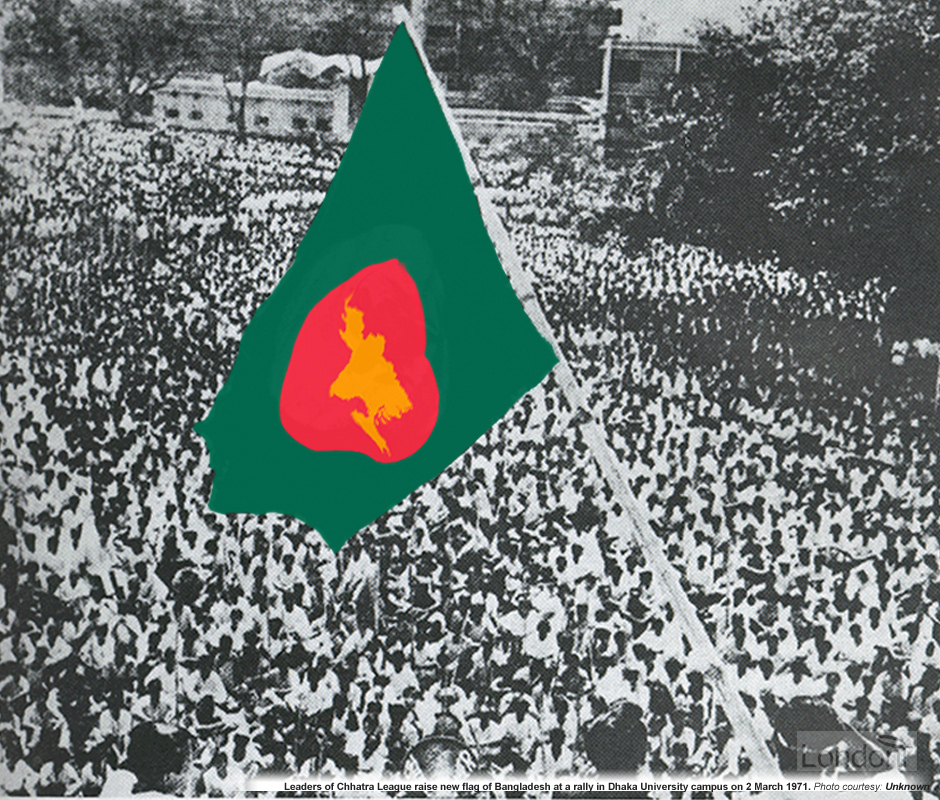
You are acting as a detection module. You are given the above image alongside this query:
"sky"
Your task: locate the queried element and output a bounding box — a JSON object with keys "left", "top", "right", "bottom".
{"left": 613, "top": 0, "right": 752, "bottom": 41}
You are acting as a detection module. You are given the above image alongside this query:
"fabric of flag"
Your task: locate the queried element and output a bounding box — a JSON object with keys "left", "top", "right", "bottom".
{"left": 195, "top": 24, "right": 557, "bottom": 551}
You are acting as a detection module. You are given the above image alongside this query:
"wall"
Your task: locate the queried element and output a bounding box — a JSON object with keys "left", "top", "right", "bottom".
{"left": 240, "top": 84, "right": 341, "bottom": 139}
{"left": 604, "top": 41, "right": 702, "bottom": 115}
{"left": 153, "top": 78, "right": 231, "bottom": 131}
{"left": 153, "top": 79, "right": 350, "bottom": 140}
{"left": 451, "top": 107, "right": 602, "bottom": 144}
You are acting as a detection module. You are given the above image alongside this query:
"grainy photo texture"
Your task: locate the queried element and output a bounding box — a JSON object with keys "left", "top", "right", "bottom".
{"left": 2, "top": 0, "right": 940, "bottom": 796}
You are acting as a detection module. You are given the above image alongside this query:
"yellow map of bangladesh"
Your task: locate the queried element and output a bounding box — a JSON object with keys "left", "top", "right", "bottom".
{"left": 329, "top": 296, "right": 413, "bottom": 454}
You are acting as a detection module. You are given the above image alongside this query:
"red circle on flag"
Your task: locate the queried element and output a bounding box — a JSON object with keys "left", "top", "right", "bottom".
{"left": 280, "top": 259, "right": 439, "bottom": 463}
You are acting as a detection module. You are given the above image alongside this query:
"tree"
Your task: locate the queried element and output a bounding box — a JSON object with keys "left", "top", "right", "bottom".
{"left": 427, "top": 0, "right": 613, "bottom": 109}
{"left": 197, "top": 0, "right": 292, "bottom": 141}
{"left": 75, "top": 0, "right": 195, "bottom": 123}
{"left": 304, "top": 0, "right": 394, "bottom": 60}
{"left": 1, "top": 4, "right": 19, "bottom": 105}
{"left": 5, "top": 0, "right": 83, "bottom": 104}
{"left": 642, "top": 0, "right": 940, "bottom": 337}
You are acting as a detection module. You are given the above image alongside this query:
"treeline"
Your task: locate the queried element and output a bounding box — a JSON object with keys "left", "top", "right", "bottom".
{"left": 422, "top": 0, "right": 615, "bottom": 109}
{"left": 3, "top": 0, "right": 613, "bottom": 118}
{"left": 4, "top": 0, "right": 394, "bottom": 122}
{"left": 635, "top": 0, "right": 940, "bottom": 340}
{"left": 9, "top": 0, "right": 938, "bottom": 337}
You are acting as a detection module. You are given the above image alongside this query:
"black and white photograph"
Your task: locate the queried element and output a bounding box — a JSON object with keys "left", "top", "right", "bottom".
{"left": 2, "top": 0, "right": 940, "bottom": 795}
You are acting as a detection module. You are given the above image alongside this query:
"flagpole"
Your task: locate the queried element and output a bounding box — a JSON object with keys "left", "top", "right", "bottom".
{"left": 390, "top": 4, "right": 784, "bottom": 781}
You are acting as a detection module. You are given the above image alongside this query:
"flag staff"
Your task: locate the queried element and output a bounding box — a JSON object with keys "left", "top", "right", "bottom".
{"left": 390, "top": 4, "right": 784, "bottom": 780}
{"left": 409, "top": 0, "right": 427, "bottom": 51}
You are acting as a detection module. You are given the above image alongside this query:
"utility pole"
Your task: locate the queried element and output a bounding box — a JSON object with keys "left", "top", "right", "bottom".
{"left": 410, "top": 0, "right": 427, "bottom": 49}
{"left": 0, "top": 6, "right": 10, "bottom": 109}
{"left": 599, "top": 34, "right": 613, "bottom": 141}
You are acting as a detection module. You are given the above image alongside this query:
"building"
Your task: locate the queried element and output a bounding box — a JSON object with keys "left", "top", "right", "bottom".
{"left": 152, "top": 75, "right": 231, "bottom": 132}
{"left": 152, "top": 70, "right": 351, "bottom": 140}
{"left": 600, "top": 34, "right": 704, "bottom": 118}
{"left": 238, "top": 81, "right": 349, "bottom": 139}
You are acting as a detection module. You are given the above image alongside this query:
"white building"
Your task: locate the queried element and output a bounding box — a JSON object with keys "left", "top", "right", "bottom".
{"left": 152, "top": 64, "right": 354, "bottom": 140}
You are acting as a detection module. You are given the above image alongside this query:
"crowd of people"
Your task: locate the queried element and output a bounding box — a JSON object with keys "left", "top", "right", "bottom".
{"left": 503, "top": 213, "right": 940, "bottom": 783}
{"left": 1, "top": 112, "right": 937, "bottom": 796}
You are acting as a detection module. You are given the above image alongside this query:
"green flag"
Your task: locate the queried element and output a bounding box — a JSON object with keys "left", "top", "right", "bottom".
{"left": 195, "top": 24, "right": 557, "bottom": 551}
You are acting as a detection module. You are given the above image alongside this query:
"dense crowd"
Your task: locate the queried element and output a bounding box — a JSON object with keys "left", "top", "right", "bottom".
{"left": 1, "top": 113, "right": 937, "bottom": 796}
{"left": 487, "top": 160, "right": 940, "bottom": 787}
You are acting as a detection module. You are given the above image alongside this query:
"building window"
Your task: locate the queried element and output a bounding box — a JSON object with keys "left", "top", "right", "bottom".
{"left": 190, "top": 109, "right": 203, "bottom": 120}
{"left": 315, "top": 116, "right": 330, "bottom": 132}
{"left": 165, "top": 108, "right": 180, "bottom": 118}
{"left": 612, "top": 59, "right": 642, "bottom": 84}
{"left": 292, "top": 116, "right": 307, "bottom": 130}
{"left": 255, "top": 115, "right": 269, "bottom": 126}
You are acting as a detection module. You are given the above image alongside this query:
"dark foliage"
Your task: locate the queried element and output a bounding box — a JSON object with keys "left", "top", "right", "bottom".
{"left": 619, "top": 0, "right": 940, "bottom": 340}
